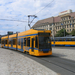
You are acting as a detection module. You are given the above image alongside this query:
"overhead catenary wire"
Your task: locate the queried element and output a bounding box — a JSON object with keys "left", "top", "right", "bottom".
{"left": 0, "top": 0, "right": 54, "bottom": 26}
{"left": 35, "top": 0, "right": 54, "bottom": 15}
{"left": 0, "top": 18, "right": 36, "bottom": 24}
{"left": 0, "top": 0, "right": 54, "bottom": 23}
{"left": 0, "top": 19, "right": 27, "bottom": 22}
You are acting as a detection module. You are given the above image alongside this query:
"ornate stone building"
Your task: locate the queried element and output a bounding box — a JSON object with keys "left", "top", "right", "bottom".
{"left": 32, "top": 9, "right": 75, "bottom": 36}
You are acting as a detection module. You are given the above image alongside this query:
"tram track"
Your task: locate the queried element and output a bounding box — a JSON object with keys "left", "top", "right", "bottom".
{"left": 24, "top": 53, "right": 75, "bottom": 75}
{"left": 1, "top": 45, "right": 75, "bottom": 75}
{"left": 38, "top": 55, "right": 75, "bottom": 74}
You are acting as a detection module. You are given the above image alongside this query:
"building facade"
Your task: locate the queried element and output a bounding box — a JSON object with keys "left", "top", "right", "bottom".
{"left": 32, "top": 9, "right": 75, "bottom": 36}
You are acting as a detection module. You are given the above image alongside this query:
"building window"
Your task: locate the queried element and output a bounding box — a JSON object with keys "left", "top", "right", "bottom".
{"left": 67, "top": 21, "right": 69, "bottom": 23}
{"left": 64, "top": 25, "right": 66, "bottom": 28}
{"left": 64, "top": 18, "right": 65, "bottom": 20}
{"left": 56, "top": 27, "right": 57, "bottom": 29}
{"left": 66, "top": 17, "right": 68, "bottom": 20}
{"left": 67, "top": 25, "right": 68, "bottom": 28}
{"left": 59, "top": 26, "right": 61, "bottom": 28}
{"left": 70, "top": 20, "right": 71, "bottom": 23}
{"left": 73, "top": 20, "right": 74, "bottom": 22}
{"left": 70, "top": 29, "right": 71, "bottom": 31}
{"left": 50, "top": 28, "right": 52, "bottom": 30}
{"left": 67, "top": 30, "right": 69, "bottom": 31}
{"left": 73, "top": 29, "right": 74, "bottom": 30}
{"left": 72, "top": 24, "right": 74, "bottom": 27}
{"left": 70, "top": 25, "right": 71, "bottom": 27}
{"left": 50, "top": 24, "right": 52, "bottom": 26}
{"left": 58, "top": 27, "right": 59, "bottom": 29}
{"left": 71, "top": 17, "right": 73, "bottom": 19}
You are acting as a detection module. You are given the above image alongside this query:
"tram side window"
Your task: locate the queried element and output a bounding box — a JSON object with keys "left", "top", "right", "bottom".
{"left": 13, "top": 39, "right": 16, "bottom": 45}
{"left": 67, "top": 38, "right": 71, "bottom": 41}
{"left": 51, "top": 39, "right": 53, "bottom": 41}
{"left": 55, "top": 39, "right": 57, "bottom": 41}
{"left": 9, "top": 40, "right": 11, "bottom": 44}
{"left": 71, "top": 38, "right": 75, "bottom": 41}
{"left": 5, "top": 40, "right": 7, "bottom": 44}
{"left": 24, "top": 38, "right": 26, "bottom": 46}
{"left": 35, "top": 37, "right": 38, "bottom": 48}
{"left": 2, "top": 40, "right": 4, "bottom": 44}
{"left": 63, "top": 38, "right": 66, "bottom": 41}
{"left": 59, "top": 38, "right": 62, "bottom": 41}
{"left": 52, "top": 39, "right": 54, "bottom": 41}
{"left": 56, "top": 39, "right": 58, "bottom": 41}
{"left": 18, "top": 39, "right": 20, "bottom": 45}
{"left": 54, "top": 39, "right": 56, "bottom": 41}
{"left": 27, "top": 37, "right": 30, "bottom": 46}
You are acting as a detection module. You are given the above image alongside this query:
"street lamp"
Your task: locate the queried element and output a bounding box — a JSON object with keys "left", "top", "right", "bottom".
{"left": 61, "top": 23, "right": 65, "bottom": 37}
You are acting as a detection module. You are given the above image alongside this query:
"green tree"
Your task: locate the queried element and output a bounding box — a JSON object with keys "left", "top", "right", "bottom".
{"left": 55, "top": 29, "right": 69, "bottom": 37}
{"left": 70, "top": 29, "right": 75, "bottom": 36}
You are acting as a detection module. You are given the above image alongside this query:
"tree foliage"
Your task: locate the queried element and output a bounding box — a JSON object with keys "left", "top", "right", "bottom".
{"left": 55, "top": 29, "right": 69, "bottom": 37}
{"left": 70, "top": 29, "right": 75, "bottom": 36}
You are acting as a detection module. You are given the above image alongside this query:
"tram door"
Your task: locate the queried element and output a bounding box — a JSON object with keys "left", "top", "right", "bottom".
{"left": 4, "top": 40, "right": 5, "bottom": 46}
{"left": 11, "top": 40, "right": 13, "bottom": 48}
{"left": 21, "top": 38, "right": 23, "bottom": 50}
{"left": 32, "top": 38, "right": 34, "bottom": 52}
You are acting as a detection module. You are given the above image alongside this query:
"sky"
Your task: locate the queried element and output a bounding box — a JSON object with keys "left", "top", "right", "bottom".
{"left": 0, "top": 0, "right": 75, "bottom": 35}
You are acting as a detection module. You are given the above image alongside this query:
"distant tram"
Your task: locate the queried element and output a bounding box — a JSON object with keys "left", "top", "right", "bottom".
{"left": 51, "top": 36, "right": 75, "bottom": 46}
{"left": 1, "top": 29, "right": 52, "bottom": 56}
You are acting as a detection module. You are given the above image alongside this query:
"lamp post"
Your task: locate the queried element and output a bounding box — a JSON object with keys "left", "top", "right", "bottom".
{"left": 63, "top": 25, "right": 65, "bottom": 37}
{"left": 52, "top": 17, "right": 55, "bottom": 40}
{"left": 52, "top": 23, "right": 55, "bottom": 46}
{"left": 64, "top": 27, "right": 65, "bottom": 37}
{"left": 61, "top": 23, "right": 65, "bottom": 37}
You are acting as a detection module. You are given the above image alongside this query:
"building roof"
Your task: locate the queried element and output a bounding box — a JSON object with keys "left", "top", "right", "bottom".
{"left": 69, "top": 12, "right": 75, "bottom": 18}
{"left": 32, "top": 17, "right": 54, "bottom": 28}
{"left": 32, "top": 11, "right": 75, "bottom": 28}
{"left": 54, "top": 16, "right": 61, "bottom": 23}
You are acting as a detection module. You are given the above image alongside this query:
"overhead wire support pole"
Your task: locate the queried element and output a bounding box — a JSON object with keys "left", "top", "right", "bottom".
{"left": 28, "top": 15, "right": 30, "bottom": 28}
{"left": 28, "top": 15, "right": 37, "bottom": 29}
{"left": 30, "top": 17, "right": 36, "bottom": 25}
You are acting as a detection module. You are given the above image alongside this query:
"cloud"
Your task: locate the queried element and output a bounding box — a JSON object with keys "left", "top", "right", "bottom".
{"left": 0, "top": 0, "right": 75, "bottom": 35}
{"left": 0, "top": 30, "right": 7, "bottom": 35}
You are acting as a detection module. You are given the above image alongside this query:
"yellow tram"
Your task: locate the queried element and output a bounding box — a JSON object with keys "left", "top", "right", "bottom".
{"left": 1, "top": 29, "right": 52, "bottom": 56}
{"left": 51, "top": 36, "right": 75, "bottom": 46}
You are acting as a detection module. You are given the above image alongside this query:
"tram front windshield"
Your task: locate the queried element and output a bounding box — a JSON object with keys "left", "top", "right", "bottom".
{"left": 39, "top": 36, "right": 51, "bottom": 49}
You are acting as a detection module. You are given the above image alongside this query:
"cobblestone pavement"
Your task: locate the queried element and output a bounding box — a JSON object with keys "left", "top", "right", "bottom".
{"left": 0, "top": 47, "right": 57, "bottom": 75}
{"left": 52, "top": 47, "right": 75, "bottom": 61}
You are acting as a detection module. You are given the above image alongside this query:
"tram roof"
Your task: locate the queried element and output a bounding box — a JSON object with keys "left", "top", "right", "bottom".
{"left": 51, "top": 36, "right": 75, "bottom": 39}
{"left": 1, "top": 36, "right": 8, "bottom": 39}
{"left": 18, "top": 29, "right": 51, "bottom": 37}
{"left": 9, "top": 34, "right": 16, "bottom": 38}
